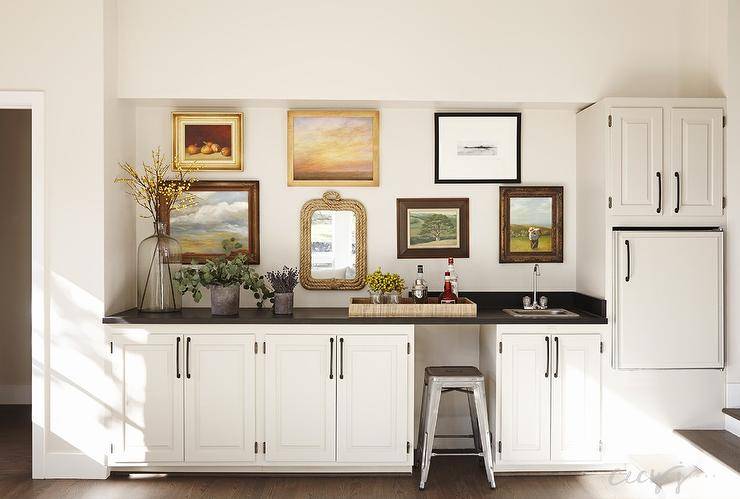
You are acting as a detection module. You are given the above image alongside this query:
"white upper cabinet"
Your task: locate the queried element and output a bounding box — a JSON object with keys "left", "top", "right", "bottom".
{"left": 264, "top": 334, "right": 336, "bottom": 462}
{"left": 112, "top": 334, "right": 184, "bottom": 463}
{"left": 499, "top": 334, "right": 551, "bottom": 463}
{"left": 185, "top": 334, "right": 256, "bottom": 462}
{"left": 550, "top": 334, "right": 601, "bottom": 462}
{"left": 615, "top": 230, "right": 724, "bottom": 369}
{"left": 670, "top": 108, "right": 724, "bottom": 216}
{"left": 336, "top": 335, "right": 408, "bottom": 464}
{"left": 609, "top": 108, "right": 663, "bottom": 216}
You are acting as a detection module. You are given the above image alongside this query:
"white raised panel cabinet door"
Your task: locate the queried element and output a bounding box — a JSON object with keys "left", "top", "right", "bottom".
{"left": 185, "top": 334, "right": 256, "bottom": 462}
{"left": 337, "top": 335, "right": 408, "bottom": 463}
{"left": 616, "top": 231, "right": 723, "bottom": 368}
{"left": 550, "top": 334, "right": 601, "bottom": 462}
{"left": 264, "top": 334, "right": 336, "bottom": 462}
{"left": 610, "top": 108, "right": 663, "bottom": 215}
{"left": 670, "top": 108, "right": 723, "bottom": 216}
{"left": 111, "top": 334, "right": 184, "bottom": 463}
{"left": 500, "top": 334, "right": 551, "bottom": 463}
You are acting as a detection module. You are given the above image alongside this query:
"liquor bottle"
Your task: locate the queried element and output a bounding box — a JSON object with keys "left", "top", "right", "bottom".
{"left": 440, "top": 271, "right": 458, "bottom": 304}
{"left": 447, "top": 257, "right": 459, "bottom": 296}
{"left": 411, "top": 265, "right": 428, "bottom": 304}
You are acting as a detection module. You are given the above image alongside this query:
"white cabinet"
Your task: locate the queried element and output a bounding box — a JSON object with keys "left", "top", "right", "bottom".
{"left": 264, "top": 334, "right": 336, "bottom": 462}
{"left": 550, "top": 335, "right": 601, "bottom": 462}
{"left": 609, "top": 107, "right": 663, "bottom": 216}
{"left": 337, "top": 335, "right": 408, "bottom": 463}
{"left": 498, "top": 332, "right": 602, "bottom": 467}
{"left": 185, "top": 334, "right": 256, "bottom": 462}
{"left": 499, "top": 334, "right": 551, "bottom": 463}
{"left": 670, "top": 108, "right": 724, "bottom": 216}
{"left": 614, "top": 230, "right": 723, "bottom": 369}
{"left": 112, "top": 334, "right": 184, "bottom": 463}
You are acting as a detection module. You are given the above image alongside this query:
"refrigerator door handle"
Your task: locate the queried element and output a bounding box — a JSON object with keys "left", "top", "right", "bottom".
{"left": 625, "top": 240, "right": 631, "bottom": 282}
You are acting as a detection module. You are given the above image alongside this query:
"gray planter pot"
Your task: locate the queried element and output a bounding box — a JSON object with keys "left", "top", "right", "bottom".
{"left": 210, "top": 284, "right": 240, "bottom": 316}
{"left": 273, "top": 292, "right": 294, "bottom": 315}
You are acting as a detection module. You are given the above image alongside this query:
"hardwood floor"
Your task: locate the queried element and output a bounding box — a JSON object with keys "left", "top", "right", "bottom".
{"left": 0, "top": 405, "right": 652, "bottom": 498}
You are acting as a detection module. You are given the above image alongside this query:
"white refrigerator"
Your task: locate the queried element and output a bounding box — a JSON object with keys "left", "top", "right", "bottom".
{"left": 613, "top": 228, "right": 724, "bottom": 369}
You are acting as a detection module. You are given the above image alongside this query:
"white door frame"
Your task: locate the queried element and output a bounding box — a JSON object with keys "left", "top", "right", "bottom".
{"left": 0, "top": 91, "right": 46, "bottom": 479}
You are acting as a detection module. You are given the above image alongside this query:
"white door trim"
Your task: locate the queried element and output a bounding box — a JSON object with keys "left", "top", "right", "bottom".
{"left": 0, "top": 91, "right": 46, "bottom": 479}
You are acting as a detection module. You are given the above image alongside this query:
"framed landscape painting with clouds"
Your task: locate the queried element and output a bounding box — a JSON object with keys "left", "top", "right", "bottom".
{"left": 163, "top": 181, "right": 259, "bottom": 264}
{"left": 172, "top": 112, "right": 243, "bottom": 171}
{"left": 288, "top": 110, "right": 379, "bottom": 186}
{"left": 499, "top": 186, "right": 563, "bottom": 263}
{"left": 396, "top": 198, "right": 469, "bottom": 259}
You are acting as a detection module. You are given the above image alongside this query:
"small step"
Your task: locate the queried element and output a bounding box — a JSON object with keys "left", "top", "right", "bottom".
{"left": 674, "top": 430, "right": 740, "bottom": 475}
{"left": 722, "top": 408, "right": 740, "bottom": 422}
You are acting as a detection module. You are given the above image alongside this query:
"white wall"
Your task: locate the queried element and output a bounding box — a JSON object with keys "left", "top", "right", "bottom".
{"left": 135, "top": 106, "right": 578, "bottom": 306}
{"left": 117, "top": 0, "right": 724, "bottom": 102}
{"left": 0, "top": 110, "right": 31, "bottom": 404}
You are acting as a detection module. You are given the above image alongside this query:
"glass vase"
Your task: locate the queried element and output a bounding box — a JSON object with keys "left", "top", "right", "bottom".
{"left": 369, "top": 290, "right": 383, "bottom": 304}
{"left": 387, "top": 291, "right": 400, "bottom": 304}
{"left": 137, "top": 222, "right": 182, "bottom": 313}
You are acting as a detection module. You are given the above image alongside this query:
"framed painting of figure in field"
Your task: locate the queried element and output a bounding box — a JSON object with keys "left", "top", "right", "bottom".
{"left": 499, "top": 186, "right": 563, "bottom": 263}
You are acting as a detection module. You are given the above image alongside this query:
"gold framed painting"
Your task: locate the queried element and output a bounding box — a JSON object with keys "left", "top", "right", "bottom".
{"left": 172, "top": 112, "right": 243, "bottom": 171}
{"left": 287, "top": 110, "right": 379, "bottom": 187}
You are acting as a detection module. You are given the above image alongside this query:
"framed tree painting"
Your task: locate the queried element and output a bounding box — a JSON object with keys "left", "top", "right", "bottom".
{"left": 162, "top": 181, "right": 260, "bottom": 264}
{"left": 172, "top": 112, "right": 243, "bottom": 171}
{"left": 396, "top": 198, "right": 469, "bottom": 259}
{"left": 435, "top": 112, "right": 521, "bottom": 183}
{"left": 288, "top": 110, "right": 379, "bottom": 187}
{"left": 499, "top": 186, "right": 563, "bottom": 263}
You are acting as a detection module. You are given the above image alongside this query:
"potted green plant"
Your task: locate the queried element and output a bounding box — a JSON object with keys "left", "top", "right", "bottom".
{"left": 365, "top": 268, "right": 406, "bottom": 304}
{"left": 174, "top": 238, "right": 273, "bottom": 315}
{"left": 266, "top": 266, "right": 299, "bottom": 315}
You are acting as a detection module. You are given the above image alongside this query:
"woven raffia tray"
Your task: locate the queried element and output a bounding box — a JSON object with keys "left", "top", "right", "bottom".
{"left": 348, "top": 297, "right": 477, "bottom": 318}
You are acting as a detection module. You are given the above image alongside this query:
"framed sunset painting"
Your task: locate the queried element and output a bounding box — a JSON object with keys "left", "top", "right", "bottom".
{"left": 287, "top": 110, "right": 379, "bottom": 186}
{"left": 162, "top": 181, "right": 259, "bottom": 264}
{"left": 172, "top": 112, "right": 243, "bottom": 171}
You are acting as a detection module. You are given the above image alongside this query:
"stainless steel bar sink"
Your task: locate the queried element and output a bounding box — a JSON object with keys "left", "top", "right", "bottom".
{"left": 502, "top": 308, "right": 580, "bottom": 318}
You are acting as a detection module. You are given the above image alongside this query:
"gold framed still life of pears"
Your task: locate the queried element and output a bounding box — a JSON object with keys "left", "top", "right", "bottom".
{"left": 172, "top": 112, "right": 243, "bottom": 171}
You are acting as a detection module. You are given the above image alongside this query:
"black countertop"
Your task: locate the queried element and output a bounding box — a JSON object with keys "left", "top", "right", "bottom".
{"left": 103, "top": 292, "right": 608, "bottom": 325}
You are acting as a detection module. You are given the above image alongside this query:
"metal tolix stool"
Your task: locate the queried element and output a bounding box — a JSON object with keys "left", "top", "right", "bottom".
{"left": 416, "top": 366, "right": 495, "bottom": 490}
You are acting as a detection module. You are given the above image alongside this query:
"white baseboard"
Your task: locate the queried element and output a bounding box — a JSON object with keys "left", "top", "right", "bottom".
{"left": 0, "top": 384, "right": 31, "bottom": 404}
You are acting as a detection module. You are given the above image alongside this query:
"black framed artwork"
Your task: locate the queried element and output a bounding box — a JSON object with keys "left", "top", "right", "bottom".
{"left": 434, "top": 112, "right": 521, "bottom": 183}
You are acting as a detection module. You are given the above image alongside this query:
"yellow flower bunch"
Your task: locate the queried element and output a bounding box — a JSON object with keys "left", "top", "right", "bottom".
{"left": 366, "top": 267, "right": 406, "bottom": 293}
{"left": 115, "top": 147, "right": 200, "bottom": 224}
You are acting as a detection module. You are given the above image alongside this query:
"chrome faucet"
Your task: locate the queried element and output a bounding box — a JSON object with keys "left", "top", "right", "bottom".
{"left": 523, "top": 264, "right": 548, "bottom": 310}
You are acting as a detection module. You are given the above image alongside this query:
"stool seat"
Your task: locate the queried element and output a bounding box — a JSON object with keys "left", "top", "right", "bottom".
{"left": 417, "top": 365, "right": 495, "bottom": 490}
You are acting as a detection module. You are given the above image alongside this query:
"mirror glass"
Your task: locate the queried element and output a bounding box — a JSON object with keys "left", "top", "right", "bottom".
{"left": 310, "top": 210, "right": 357, "bottom": 280}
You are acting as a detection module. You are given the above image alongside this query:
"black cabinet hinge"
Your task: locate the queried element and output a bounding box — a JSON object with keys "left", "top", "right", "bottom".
{"left": 499, "top": 341, "right": 502, "bottom": 354}
{"left": 608, "top": 196, "right": 613, "bottom": 209}
{"left": 723, "top": 196, "right": 727, "bottom": 209}
{"left": 254, "top": 441, "right": 258, "bottom": 454}
{"left": 608, "top": 114, "right": 612, "bottom": 127}
{"left": 254, "top": 342, "right": 258, "bottom": 354}
{"left": 407, "top": 342, "right": 410, "bottom": 355}
{"left": 407, "top": 441, "right": 410, "bottom": 454}
{"left": 110, "top": 341, "right": 113, "bottom": 354}
{"left": 498, "top": 441, "right": 502, "bottom": 453}
{"left": 600, "top": 341, "right": 604, "bottom": 354}
{"left": 263, "top": 341, "right": 266, "bottom": 354}
{"left": 723, "top": 115, "right": 726, "bottom": 128}
{"left": 110, "top": 443, "right": 113, "bottom": 454}
{"left": 263, "top": 442, "right": 266, "bottom": 454}
{"left": 599, "top": 440, "right": 603, "bottom": 452}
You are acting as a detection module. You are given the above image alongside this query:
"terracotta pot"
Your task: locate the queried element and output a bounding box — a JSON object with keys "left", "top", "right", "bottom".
{"left": 210, "top": 284, "right": 240, "bottom": 316}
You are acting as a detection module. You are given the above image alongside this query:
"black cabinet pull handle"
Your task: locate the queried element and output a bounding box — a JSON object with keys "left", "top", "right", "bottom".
{"left": 329, "top": 337, "right": 334, "bottom": 380}
{"left": 674, "top": 171, "right": 680, "bottom": 213}
{"left": 339, "top": 337, "right": 344, "bottom": 380}
{"left": 545, "top": 336, "right": 550, "bottom": 378}
{"left": 554, "top": 337, "right": 559, "bottom": 378}
{"left": 656, "top": 172, "right": 662, "bottom": 213}
{"left": 625, "top": 240, "right": 631, "bottom": 282}
{"left": 176, "top": 337, "right": 181, "bottom": 379}
{"left": 186, "top": 337, "right": 191, "bottom": 379}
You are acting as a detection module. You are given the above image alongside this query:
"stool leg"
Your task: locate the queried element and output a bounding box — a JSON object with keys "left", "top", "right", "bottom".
{"left": 467, "top": 390, "right": 482, "bottom": 453}
{"left": 473, "top": 382, "right": 495, "bottom": 489}
{"left": 416, "top": 381, "right": 429, "bottom": 465}
{"left": 419, "top": 381, "right": 441, "bottom": 490}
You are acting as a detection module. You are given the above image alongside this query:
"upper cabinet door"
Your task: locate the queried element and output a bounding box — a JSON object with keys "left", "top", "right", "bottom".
{"left": 670, "top": 108, "right": 724, "bottom": 216}
{"left": 550, "top": 334, "right": 601, "bottom": 462}
{"left": 499, "top": 334, "right": 551, "bottom": 463}
{"left": 337, "top": 335, "right": 408, "bottom": 464}
{"left": 111, "top": 334, "right": 184, "bottom": 463}
{"left": 264, "top": 334, "right": 336, "bottom": 462}
{"left": 185, "top": 334, "right": 256, "bottom": 463}
{"left": 609, "top": 108, "right": 663, "bottom": 216}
